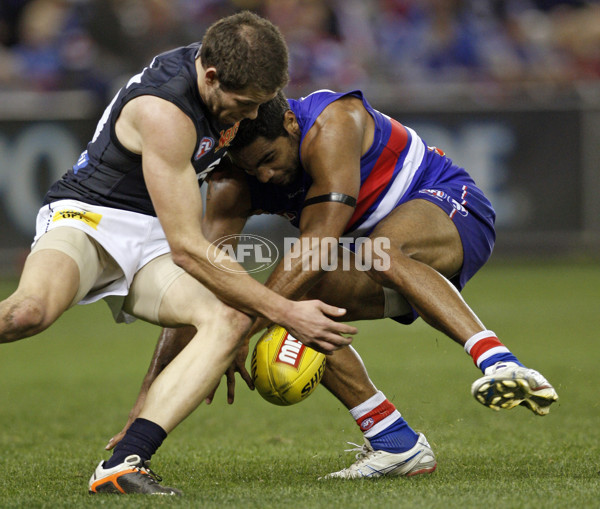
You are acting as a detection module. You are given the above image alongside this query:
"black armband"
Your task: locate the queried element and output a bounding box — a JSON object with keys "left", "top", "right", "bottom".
{"left": 303, "top": 193, "right": 357, "bottom": 208}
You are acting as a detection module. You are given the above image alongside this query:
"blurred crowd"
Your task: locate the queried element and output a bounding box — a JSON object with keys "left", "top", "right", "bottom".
{"left": 1, "top": 0, "right": 599, "bottom": 105}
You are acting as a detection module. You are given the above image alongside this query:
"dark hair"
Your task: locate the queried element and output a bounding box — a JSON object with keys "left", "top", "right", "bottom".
{"left": 229, "top": 90, "right": 290, "bottom": 152}
{"left": 201, "top": 11, "right": 289, "bottom": 93}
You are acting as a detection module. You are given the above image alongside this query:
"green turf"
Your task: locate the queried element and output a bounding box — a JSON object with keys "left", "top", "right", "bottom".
{"left": 0, "top": 260, "right": 599, "bottom": 508}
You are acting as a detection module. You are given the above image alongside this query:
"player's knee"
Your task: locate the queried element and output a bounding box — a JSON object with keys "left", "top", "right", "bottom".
{"left": 210, "top": 303, "right": 252, "bottom": 350}
{"left": 366, "top": 245, "right": 411, "bottom": 288}
{"left": 0, "top": 296, "right": 50, "bottom": 342}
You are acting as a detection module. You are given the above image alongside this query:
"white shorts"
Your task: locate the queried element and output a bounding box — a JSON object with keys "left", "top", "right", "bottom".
{"left": 32, "top": 199, "right": 177, "bottom": 322}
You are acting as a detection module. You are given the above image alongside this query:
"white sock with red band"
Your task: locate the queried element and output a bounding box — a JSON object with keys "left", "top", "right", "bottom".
{"left": 350, "top": 391, "right": 399, "bottom": 437}
{"left": 349, "top": 391, "right": 419, "bottom": 453}
{"left": 464, "top": 330, "right": 523, "bottom": 373}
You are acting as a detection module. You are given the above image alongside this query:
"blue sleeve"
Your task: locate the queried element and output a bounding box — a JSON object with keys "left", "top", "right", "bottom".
{"left": 289, "top": 90, "right": 365, "bottom": 134}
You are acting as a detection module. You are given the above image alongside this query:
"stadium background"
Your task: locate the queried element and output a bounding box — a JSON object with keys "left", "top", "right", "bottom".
{"left": 1, "top": 0, "right": 599, "bottom": 275}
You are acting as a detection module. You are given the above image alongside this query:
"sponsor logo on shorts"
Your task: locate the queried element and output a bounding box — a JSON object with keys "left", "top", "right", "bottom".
{"left": 195, "top": 137, "right": 215, "bottom": 159}
{"left": 360, "top": 417, "right": 375, "bottom": 431}
{"left": 52, "top": 209, "right": 102, "bottom": 229}
{"left": 275, "top": 332, "right": 305, "bottom": 369}
{"left": 419, "top": 189, "right": 468, "bottom": 218}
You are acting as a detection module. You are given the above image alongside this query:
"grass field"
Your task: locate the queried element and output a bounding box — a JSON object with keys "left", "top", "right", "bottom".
{"left": 0, "top": 260, "right": 599, "bottom": 508}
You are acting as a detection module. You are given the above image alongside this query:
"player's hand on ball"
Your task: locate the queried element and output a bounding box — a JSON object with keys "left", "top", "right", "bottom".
{"left": 281, "top": 300, "right": 356, "bottom": 354}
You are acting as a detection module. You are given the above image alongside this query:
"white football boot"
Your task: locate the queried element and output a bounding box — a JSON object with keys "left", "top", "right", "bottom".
{"left": 320, "top": 433, "right": 436, "bottom": 479}
{"left": 471, "top": 362, "right": 559, "bottom": 415}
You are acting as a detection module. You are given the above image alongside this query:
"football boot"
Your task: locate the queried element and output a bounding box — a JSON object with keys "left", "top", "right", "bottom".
{"left": 89, "top": 454, "right": 181, "bottom": 495}
{"left": 471, "top": 361, "right": 558, "bottom": 415}
{"left": 320, "top": 432, "right": 436, "bottom": 479}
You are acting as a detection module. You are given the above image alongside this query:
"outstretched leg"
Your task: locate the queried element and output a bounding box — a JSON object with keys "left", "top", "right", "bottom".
{"left": 91, "top": 255, "right": 251, "bottom": 494}
{"left": 1, "top": 228, "right": 107, "bottom": 343}
{"left": 365, "top": 199, "right": 557, "bottom": 413}
{"left": 305, "top": 270, "right": 436, "bottom": 478}
{"left": 133, "top": 266, "right": 252, "bottom": 431}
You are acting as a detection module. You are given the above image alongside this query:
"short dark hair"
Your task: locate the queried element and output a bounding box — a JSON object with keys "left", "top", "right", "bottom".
{"left": 229, "top": 90, "right": 290, "bottom": 152}
{"left": 201, "top": 11, "right": 289, "bottom": 93}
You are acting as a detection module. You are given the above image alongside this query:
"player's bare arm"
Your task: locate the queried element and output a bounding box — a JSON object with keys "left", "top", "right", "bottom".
{"left": 269, "top": 97, "right": 369, "bottom": 293}
{"left": 246, "top": 98, "right": 372, "bottom": 337}
{"left": 123, "top": 95, "right": 356, "bottom": 347}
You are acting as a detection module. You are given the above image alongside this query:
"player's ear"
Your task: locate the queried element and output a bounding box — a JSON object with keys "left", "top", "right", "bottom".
{"left": 203, "top": 67, "right": 219, "bottom": 86}
{"left": 283, "top": 110, "right": 299, "bottom": 136}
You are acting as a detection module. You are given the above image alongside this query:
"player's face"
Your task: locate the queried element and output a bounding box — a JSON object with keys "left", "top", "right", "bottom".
{"left": 207, "top": 86, "right": 277, "bottom": 125}
{"left": 232, "top": 133, "right": 302, "bottom": 187}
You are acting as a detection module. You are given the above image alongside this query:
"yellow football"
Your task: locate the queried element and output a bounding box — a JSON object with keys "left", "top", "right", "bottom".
{"left": 251, "top": 325, "right": 326, "bottom": 406}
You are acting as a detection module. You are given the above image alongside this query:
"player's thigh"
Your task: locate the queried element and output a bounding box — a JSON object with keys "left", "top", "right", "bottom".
{"left": 369, "top": 198, "right": 463, "bottom": 278}
{"left": 19, "top": 227, "right": 105, "bottom": 315}
{"left": 124, "top": 254, "right": 232, "bottom": 328}
{"left": 306, "top": 248, "right": 385, "bottom": 321}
